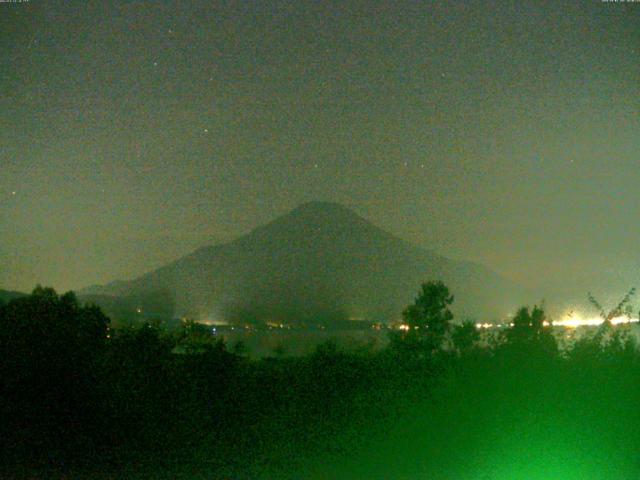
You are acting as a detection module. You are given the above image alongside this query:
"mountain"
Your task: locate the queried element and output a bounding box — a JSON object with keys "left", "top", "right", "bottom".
{"left": 0, "top": 289, "right": 27, "bottom": 304}
{"left": 82, "top": 201, "right": 527, "bottom": 323}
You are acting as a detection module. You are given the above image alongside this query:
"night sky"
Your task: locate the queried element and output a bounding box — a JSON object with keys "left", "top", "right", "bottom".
{"left": 1, "top": 1, "right": 638, "bottom": 307}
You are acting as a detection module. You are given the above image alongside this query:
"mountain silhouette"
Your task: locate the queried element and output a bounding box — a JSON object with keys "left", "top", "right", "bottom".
{"left": 82, "top": 201, "right": 526, "bottom": 323}
{"left": 0, "top": 289, "right": 27, "bottom": 305}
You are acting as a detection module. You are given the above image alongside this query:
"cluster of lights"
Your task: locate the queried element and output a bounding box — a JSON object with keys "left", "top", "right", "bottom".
{"left": 476, "top": 323, "right": 494, "bottom": 329}
{"left": 472, "top": 315, "right": 639, "bottom": 330}
{"left": 266, "top": 322, "right": 290, "bottom": 329}
{"left": 553, "top": 315, "right": 638, "bottom": 329}
{"left": 191, "top": 316, "right": 640, "bottom": 333}
{"left": 397, "top": 324, "right": 424, "bottom": 331}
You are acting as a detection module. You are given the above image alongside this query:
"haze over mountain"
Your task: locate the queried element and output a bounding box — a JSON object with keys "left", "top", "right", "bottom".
{"left": 82, "top": 201, "right": 527, "bottom": 324}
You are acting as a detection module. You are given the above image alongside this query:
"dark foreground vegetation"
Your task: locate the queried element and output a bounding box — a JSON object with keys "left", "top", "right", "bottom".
{"left": 2, "top": 283, "right": 640, "bottom": 479}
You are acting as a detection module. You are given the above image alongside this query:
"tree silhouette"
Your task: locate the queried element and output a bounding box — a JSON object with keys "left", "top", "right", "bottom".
{"left": 0, "top": 286, "right": 111, "bottom": 463}
{"left": 452, "top": 320, "right": 481, "bottom": 354}
{"left": 394, "top": 281, "right": 455, "bottom": 354}
{"left": 509, "top": 306, "right": 545, "bottom": 340}
{"left": 503, "top": 305, "right": 557, "bottom": 356}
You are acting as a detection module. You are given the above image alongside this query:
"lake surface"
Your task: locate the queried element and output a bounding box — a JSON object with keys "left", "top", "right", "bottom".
{"left": 212, "top": 329, "right": 389, "bottom": 357}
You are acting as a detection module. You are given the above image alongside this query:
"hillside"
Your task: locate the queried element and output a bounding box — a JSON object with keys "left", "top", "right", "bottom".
{"left": 0, "top": 289, "right": 27, "bottom": 304}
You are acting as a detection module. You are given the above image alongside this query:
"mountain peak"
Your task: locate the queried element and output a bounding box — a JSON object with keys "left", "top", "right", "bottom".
{"left": 290, "top": 201, "right": 357, "bottom": 216}
{"left": 248, "top": 200, "right": 377, "bottom": 238}
{"left": 235, "top": 200, "right": 374, "bottom": 248}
